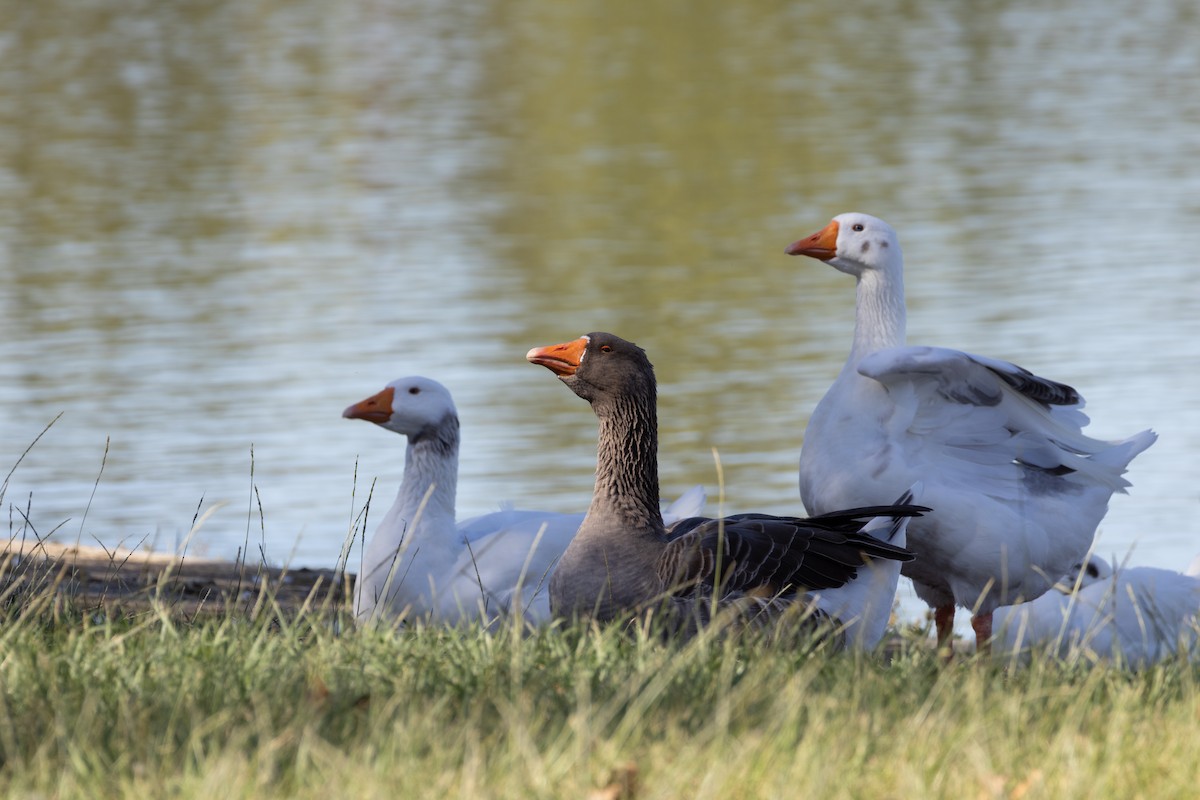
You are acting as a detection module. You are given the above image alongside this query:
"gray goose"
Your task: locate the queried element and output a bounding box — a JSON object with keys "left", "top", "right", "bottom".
{"left": 526, "top": 332, "right": 923, "bottom": 639}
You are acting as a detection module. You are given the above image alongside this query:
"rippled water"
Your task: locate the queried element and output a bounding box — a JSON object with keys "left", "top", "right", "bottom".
{"left": 2, "top": 0, "right": 1198, "bottom": 628}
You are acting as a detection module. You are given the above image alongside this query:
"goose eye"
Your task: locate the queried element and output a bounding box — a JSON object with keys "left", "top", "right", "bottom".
{"left": 408, "top": 387, "right": 420, "bottom": 395}
{"left": 852, "top": 223, "right": 864, "bottom": 232}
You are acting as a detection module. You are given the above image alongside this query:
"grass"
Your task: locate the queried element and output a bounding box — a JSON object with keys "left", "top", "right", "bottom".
{"left": 4, "top": 431, "right": 1199, "bottom": 798}
{"left": 1, "top": 584, "right": 1200, "bottom": 799}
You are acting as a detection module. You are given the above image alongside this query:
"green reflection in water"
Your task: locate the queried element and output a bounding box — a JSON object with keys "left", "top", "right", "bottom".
{"left": 0, "top": 0, "right": 1195, "bottom": 571}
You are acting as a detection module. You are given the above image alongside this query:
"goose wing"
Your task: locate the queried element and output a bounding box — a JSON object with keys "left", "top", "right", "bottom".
{"left": 858, "top": 345, "right": 1147, "bottom": 499}
{"left": 657, "top": 505, "right": 922, "bottom": 598}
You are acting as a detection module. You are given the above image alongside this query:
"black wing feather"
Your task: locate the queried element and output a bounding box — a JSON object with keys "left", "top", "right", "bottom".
{"left": 658, "top": 504, "right": 924, "bottom": 598}
{"left": 988, "top": 362, "right": 1080, "bottom": 407}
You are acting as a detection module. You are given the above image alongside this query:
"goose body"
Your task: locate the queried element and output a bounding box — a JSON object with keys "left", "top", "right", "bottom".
{"left": 787, "top": 213, "right": 1156, "bottom": 649}
{"left": 344, "top": 376, "right": 706, "bottom": 625}
{"left": 995, "top": 555, "right": 1200, "bottom": 667}
{"left": 527, "top": 332, "right": 922, "bottom": 645}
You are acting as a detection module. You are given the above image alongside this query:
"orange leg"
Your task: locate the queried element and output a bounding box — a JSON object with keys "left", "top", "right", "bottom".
{"left": 935, "top": 604, "right": 955, "bottom": 659}
{"left": 971, "top": 612, "right": 993, "bottom": 655}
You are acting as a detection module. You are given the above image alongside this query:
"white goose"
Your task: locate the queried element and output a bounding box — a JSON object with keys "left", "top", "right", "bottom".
{"left": 995, "top": 554, "right": 1200, "bottom": 667}
{"left": 343, "top": 376, "right": 705, "bottom": 626}
{"left": 786, "top": 213, "right": 1157, "bottom": 650}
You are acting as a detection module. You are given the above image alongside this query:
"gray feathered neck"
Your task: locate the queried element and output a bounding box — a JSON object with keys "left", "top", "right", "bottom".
{"left": 581, "top": 376, "right": 664, "bottom": 539}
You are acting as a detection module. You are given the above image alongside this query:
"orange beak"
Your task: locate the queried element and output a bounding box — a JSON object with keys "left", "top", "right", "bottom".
{"left": 343, "top": 386, "right": 395, "bottom": 424}
{"left": 785, "top": 219, "right": 840, "bottom": 260}
{"left": 526, "top": 336, "right": 588, "bottom": 377}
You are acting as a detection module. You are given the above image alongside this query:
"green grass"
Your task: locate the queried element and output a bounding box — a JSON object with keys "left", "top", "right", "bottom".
{"left": 2, "top": 590, "right": 1200, "bottom": 800}
{"left": 3, "top": 428, "right": 1197, "bottom": 798}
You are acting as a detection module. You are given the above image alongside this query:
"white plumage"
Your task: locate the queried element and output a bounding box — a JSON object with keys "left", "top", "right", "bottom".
{"left": 809, "top": 483, "right": 922, "bottom": 650}
{"left": 787, "top": 212, "right": 1156, "bottom": 649}
{"left": 343, "top": 376, "right": 705, "bottom": 625}
{"left": 995, "top": 554, "right": 1200, "bottom": 667}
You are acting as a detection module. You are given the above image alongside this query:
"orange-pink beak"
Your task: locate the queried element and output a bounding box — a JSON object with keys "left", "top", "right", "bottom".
{"left": 343, "top": 386, "right": 395, "bottom": 424}
{"left": 526, "top": 336, "right": 588, "bottom": 377}
{"left": 785, "top": 219, "right": 840, "bottom": 260}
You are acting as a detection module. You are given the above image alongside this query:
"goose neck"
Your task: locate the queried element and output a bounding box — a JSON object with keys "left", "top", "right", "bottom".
{"left": 850, "top": 267, "right": 907, "bottom": 364}
{"left": 396, "top": 417, "right": 460, "bottom": 523}
{"left": 585, "top": 392, "right": 664, "bottom": 538}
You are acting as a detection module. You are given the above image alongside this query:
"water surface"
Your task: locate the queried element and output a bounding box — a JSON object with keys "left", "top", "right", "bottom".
{"left": 2, "top": 0, "right": 1198, "bottom": 628}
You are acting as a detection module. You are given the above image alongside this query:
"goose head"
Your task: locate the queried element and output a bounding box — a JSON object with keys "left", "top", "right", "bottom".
{"left": 1053, "top": 555, "right": 1114, "bottom": 594}
{"left": 526, "top": 332, "right": 655, "bottom": 406}
{"left": 785, "top": 212, "right": 903, "bottom": 278}
{"left": 343, "top": 376, "right": 458, "bottom": 441}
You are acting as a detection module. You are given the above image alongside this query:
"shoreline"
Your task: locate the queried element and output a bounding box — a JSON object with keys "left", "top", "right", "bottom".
{"left": 1, "top": 537, "right": 352, "bottom": 617}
